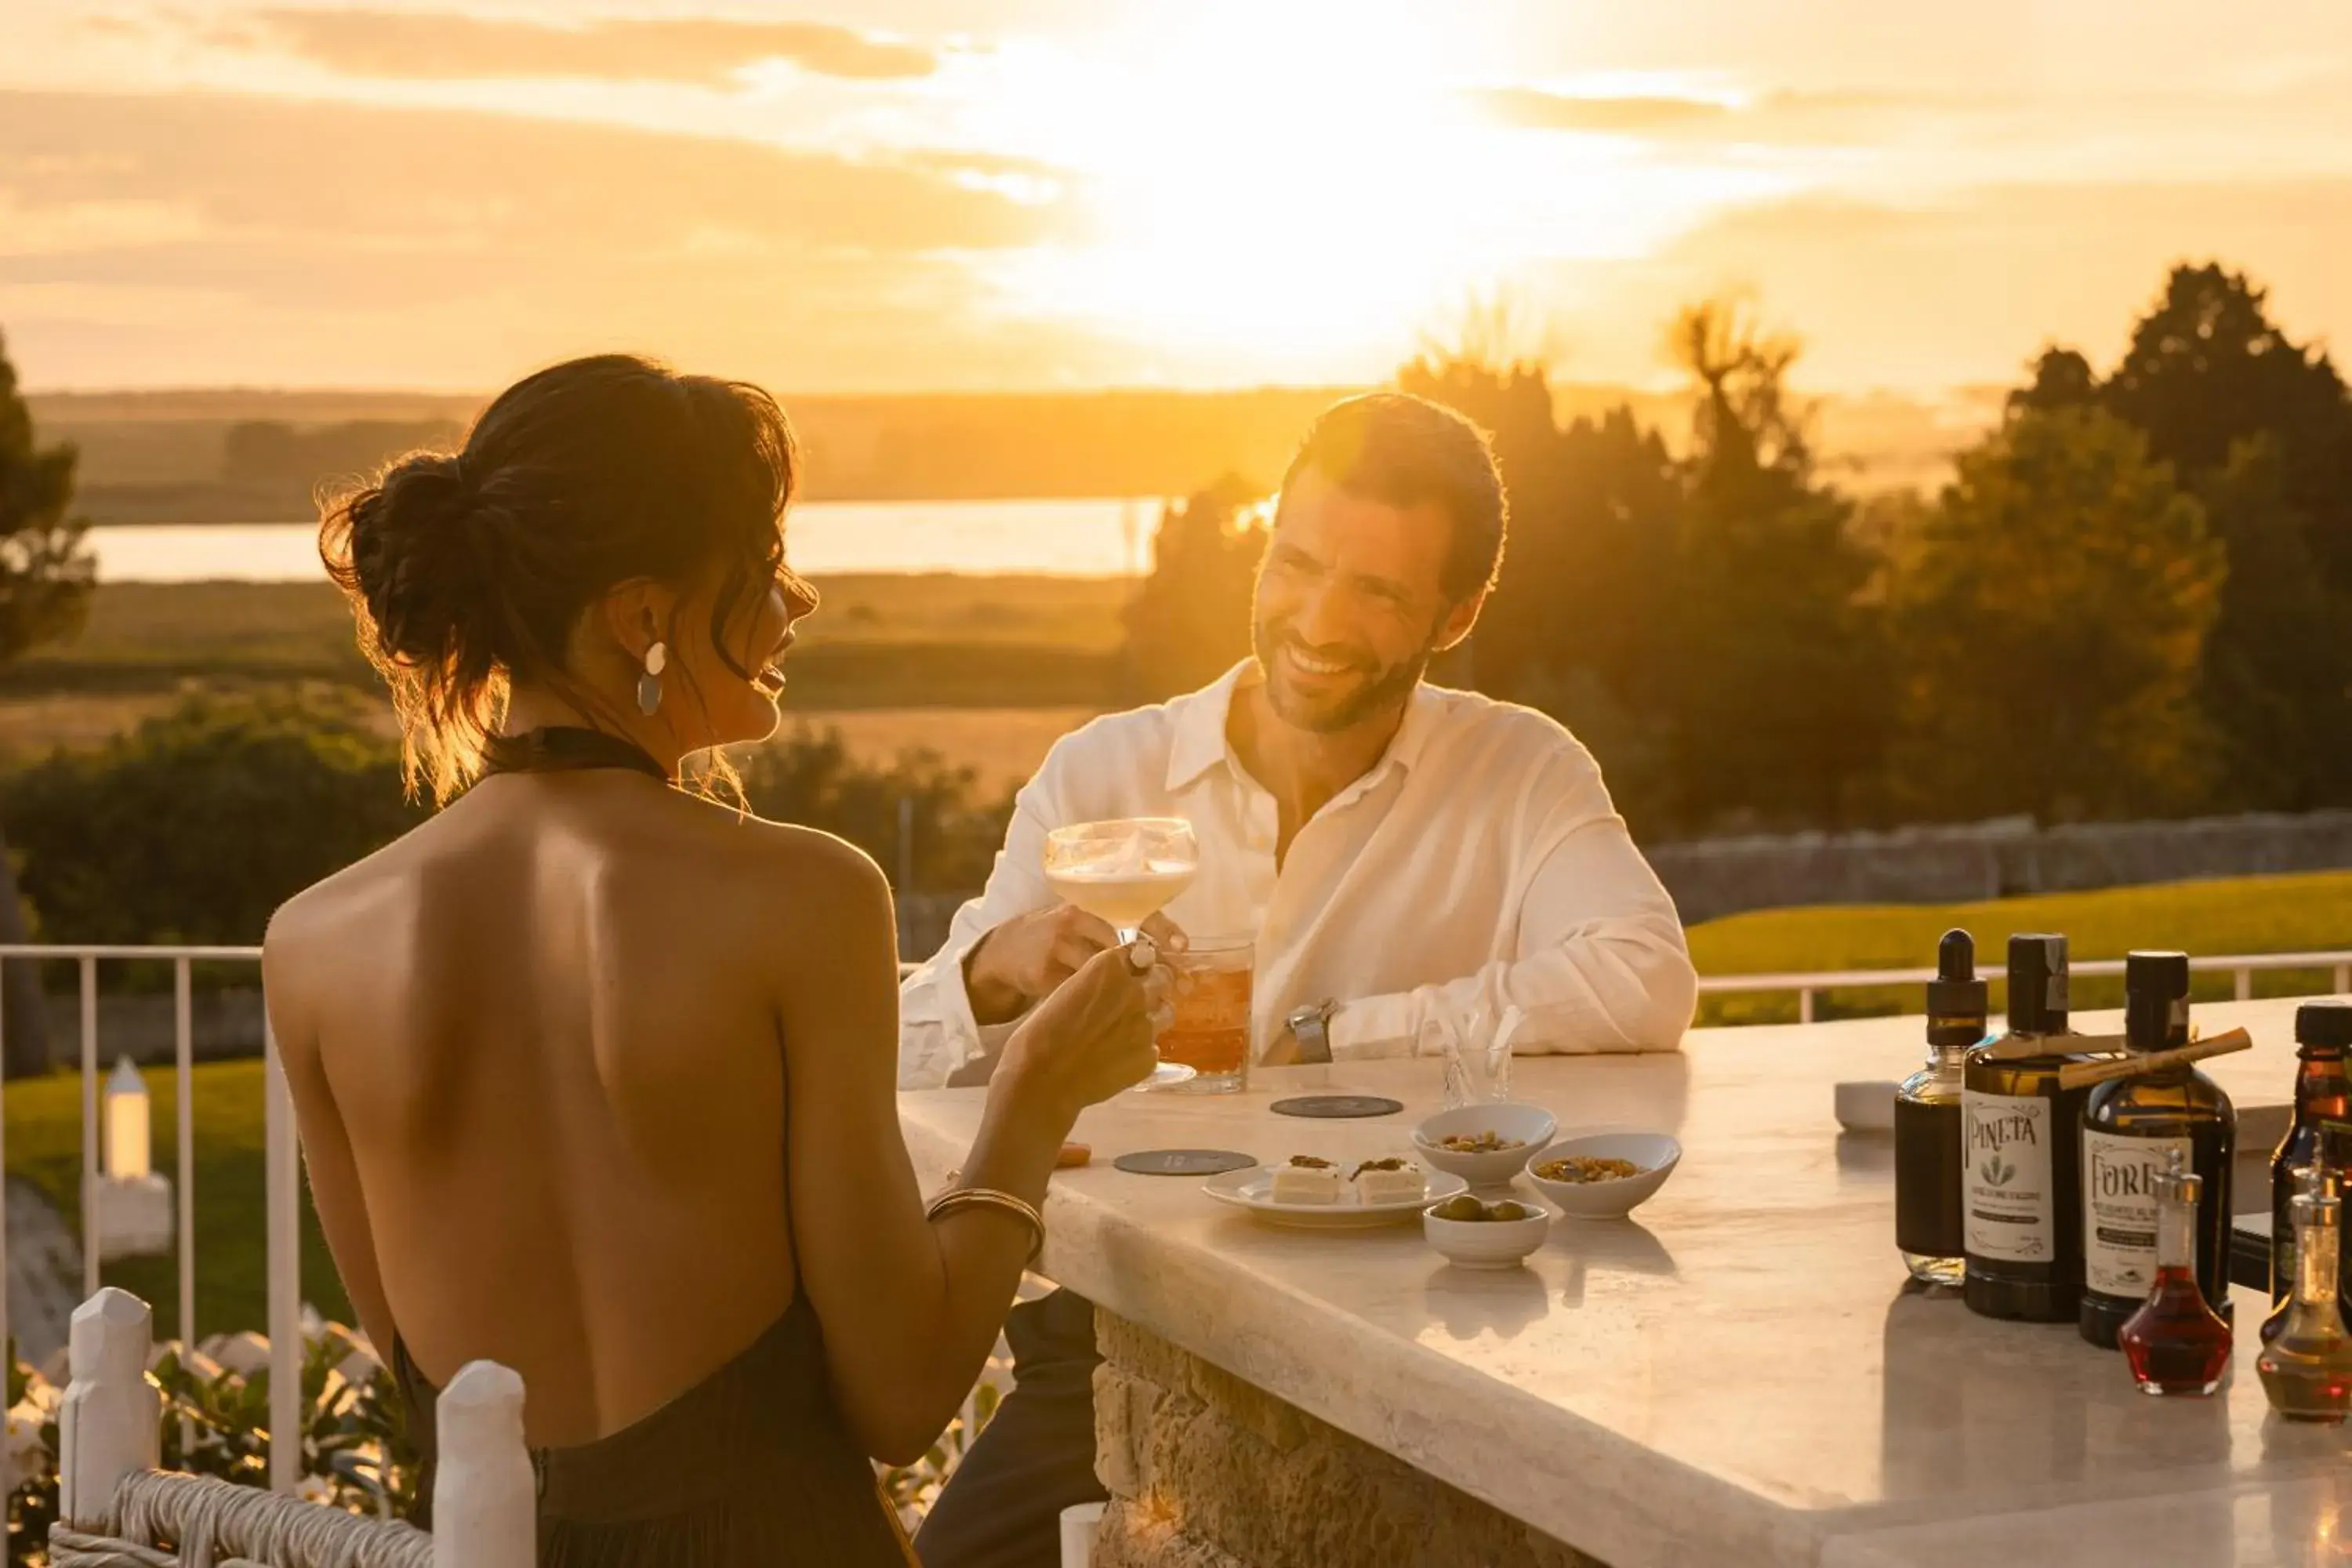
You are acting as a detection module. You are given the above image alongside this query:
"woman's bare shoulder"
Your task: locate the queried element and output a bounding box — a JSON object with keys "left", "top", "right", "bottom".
{"left": 680, "top": 803, "right": 889, "bottom": 913}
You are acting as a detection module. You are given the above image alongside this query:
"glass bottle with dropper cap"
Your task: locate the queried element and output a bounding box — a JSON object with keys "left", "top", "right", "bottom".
{"left": 2256, "top": 1166, "right": 2352, "bottom": 1424}
{"left": 1896, "top": 929, "right": 1984, "bottom": 1285}
{"left": 2118, "top": 1149, "right": 2233, "bottom": 1396}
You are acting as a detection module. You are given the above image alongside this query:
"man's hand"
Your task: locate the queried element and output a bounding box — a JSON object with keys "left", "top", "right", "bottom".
{"left": 964, "top": 906, "right": 1187, "bottom": 1025}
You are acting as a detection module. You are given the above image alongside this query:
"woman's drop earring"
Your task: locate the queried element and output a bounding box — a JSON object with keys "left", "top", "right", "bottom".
{"left": 637, "top": 641, "right": 667, "bottom": 716}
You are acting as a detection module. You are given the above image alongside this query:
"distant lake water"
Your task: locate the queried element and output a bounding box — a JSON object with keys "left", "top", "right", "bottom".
{"left": 85, "top": 498, "right": 1156, "bottom": 582}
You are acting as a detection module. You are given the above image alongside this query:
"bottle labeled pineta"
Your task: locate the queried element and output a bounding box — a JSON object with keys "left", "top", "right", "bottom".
{"left": 2267, "top": 1003, "right": 2352, "bottom": 1344}
{"left": 2256, "top": 1168, "right": 2352, "bottom": 1424}
{"left": 1896, "top": 929, "right": 1985, "bottom": 1286}
{"left": 2079, "top": 951, "right": 2236, "bottom": 1348}
{"left": 1963, "top": 933, "right": 2092, "bottom": 1321}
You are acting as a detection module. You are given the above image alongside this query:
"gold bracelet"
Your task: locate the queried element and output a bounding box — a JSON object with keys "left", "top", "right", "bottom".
{"left": 925, "top": 1186, "right": 1047, "bottom": 1264}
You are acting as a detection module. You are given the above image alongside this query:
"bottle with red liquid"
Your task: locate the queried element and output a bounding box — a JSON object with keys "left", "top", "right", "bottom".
{"left": 2118, "top": 1149, "right": 2232, "bottom": 1396}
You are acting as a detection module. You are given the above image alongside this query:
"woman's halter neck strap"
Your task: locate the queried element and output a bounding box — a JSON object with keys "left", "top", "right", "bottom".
{"left": 481, "top": 726, "right": 673, "bottom": 784}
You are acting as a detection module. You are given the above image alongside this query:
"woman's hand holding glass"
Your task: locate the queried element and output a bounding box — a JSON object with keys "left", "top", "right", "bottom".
{"left": 996, "top": 944, "right": 1175, "bottom": 1117}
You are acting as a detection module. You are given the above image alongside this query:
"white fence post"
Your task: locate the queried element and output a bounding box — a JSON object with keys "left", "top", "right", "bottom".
{"left": 0, "top": 983, "right": 10, "bottom": 1380}
{"left": 263, "top": 1020, "right": 301, "bottom": 1493}
{"left": 1798, "top": 988, "right": 1815, "bottom": 1025}
{"left": 1060, "top": 1501, "right": 1105, "bottom": 1568}
{"left": 433, "top": 1360, "right": 535, "bottom": 1568}
{"left": 57, "top": 1287, "right": 160, "bottom": 1527}
{"left": 79, "top": 957, "right": 98, "bottom": 1300}
{"left": 2236, "top": 967, "right": 2254, "bottom": 1002}
{"left": 174, "top": 956, "right": 195, "bottom": 1455}
{"left": 2337, "top": 964, "right": 2350, "bottom": 996}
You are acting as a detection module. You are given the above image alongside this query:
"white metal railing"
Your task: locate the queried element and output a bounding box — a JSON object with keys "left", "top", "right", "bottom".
{"left": 1697, "top": 949, "right": 2352, "bottom": 1024}
{"left": 0, "top": 943, "right": 298, "bottom": 1493}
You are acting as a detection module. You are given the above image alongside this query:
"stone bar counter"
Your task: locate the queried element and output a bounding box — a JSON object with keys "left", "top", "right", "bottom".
{"left": 897, "top": 997, "right": 2352, "bottom": 1568}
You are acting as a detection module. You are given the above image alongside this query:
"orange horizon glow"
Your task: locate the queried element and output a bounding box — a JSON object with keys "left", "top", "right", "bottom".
{"left": 4, "top": 2, "right": 2351, "bottom": 397}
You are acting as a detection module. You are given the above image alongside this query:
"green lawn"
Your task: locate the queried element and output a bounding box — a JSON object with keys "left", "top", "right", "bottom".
{"left": 1688, "top": 869, "right": 2352, "bottom": 1025}
{"left": 0, "top": 578, "right": 1130, "bottom": 711}
{"left": 6, "top": 869, "right": 2348, "bottom": 1338}
{"left": 3, "top": 1058, "right": 347, "bottom": 1345}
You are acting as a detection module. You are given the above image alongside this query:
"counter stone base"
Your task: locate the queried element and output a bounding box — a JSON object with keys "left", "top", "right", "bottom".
{"left": 1091, "top": 1309, "right": 1605, "bottom": 1568}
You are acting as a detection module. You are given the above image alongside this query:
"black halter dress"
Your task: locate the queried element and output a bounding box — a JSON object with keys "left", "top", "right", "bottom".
{"left": 393, "top": 727, "right": 918, "bottom": 1566}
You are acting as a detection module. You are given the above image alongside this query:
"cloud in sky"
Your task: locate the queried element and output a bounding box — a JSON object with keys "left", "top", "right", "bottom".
{"left": 0, "top": 89, "right": 1065, "bottom": 258}
{"left": 1469, "top": 84, "right": 2016, "bottom": 147}
{"left": 241, "top": 10, "right": 939, "bottom": 85}
{"left": 6, "top": 1, "right": 2352, "bottom": 392}
{"left": 0, "top": 85, "right": 1110, "bottom": 391}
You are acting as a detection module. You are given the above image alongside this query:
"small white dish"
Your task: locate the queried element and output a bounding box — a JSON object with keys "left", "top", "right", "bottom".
{"left": 1833, "top": 1080, "right": 1899, "bottom": 1134}
{"left": 1423, "top": 1200, "right": 1551, "bottom": 1269}
{"left": 1203, "top": 1164, "right": 1468, "bottom": 1229}
{"left": 1525, "top": 1131, "right": 1681, "bottom": 1221}
{"left": 1411, "top": 1103, "right": 1558, "bottom": 1187}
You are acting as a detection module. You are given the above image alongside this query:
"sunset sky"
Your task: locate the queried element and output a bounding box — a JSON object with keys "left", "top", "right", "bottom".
{"left": 7, "top": 1, "right": 2351, "bottom": 396}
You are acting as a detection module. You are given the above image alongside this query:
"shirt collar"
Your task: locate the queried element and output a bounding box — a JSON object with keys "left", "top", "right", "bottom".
{"left": 1162, "top": 661, "right": 1443, "bottom": 793}
{"left": 1163, "top": 661, "right": 1252, "bottom": 792}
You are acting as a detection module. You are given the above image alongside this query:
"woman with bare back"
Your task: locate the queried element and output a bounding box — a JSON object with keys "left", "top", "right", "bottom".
{"left": 263, "top": 354, "right": 1162, "bottom": 1563}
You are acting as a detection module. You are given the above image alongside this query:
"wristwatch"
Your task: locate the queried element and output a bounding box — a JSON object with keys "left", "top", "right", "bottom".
{"left": 1285, "top": 998, "right": 1339, "bottom": 1064}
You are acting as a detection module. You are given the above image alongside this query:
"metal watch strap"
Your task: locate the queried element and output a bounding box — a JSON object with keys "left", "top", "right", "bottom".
{"left": 1289, "top": 1000, "right": 1338, "bottom": 1063}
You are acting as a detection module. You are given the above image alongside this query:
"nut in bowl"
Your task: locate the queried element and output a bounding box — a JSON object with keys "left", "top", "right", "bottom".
{"left": 1525, "top": 1131, "right": 1681, "bottom": 1221}
{"left": 1423, "top": 1193, "right": 1552, "bottom": 1270}
{"left": 1410, "top": 1102, "right": 1558, "bottom": 1187}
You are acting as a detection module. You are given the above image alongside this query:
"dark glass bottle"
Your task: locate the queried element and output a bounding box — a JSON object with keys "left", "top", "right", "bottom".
{"left": 1963, "top": 934, "right": 2092, "bottom": 1322}
{"left": 1896, "top": 929, "right": 1985, "bottom": 1286}
{"left": 2079, "top": 951, "right": 2236, "bottom": 1348}
{"left": 2119, "top": 1150, "right": 2234, "bottom": 1396}
{"left": 2265, "top": 1003, "right": 2352, "bottom": 1344}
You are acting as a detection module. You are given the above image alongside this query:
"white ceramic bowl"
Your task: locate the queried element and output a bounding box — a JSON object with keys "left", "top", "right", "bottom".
{"left": 1411, "top": 1103, "right": 1559, "bottom": 1187}
{"left": 1525, "top": 1131, "right": 1681, "bottom": 1220}
{"left": 1833, "top": 1080, "right": 1898, "bottom": 1134}
{"left": 1422, "top": 1200, "right": 1552, "bottom": 1269}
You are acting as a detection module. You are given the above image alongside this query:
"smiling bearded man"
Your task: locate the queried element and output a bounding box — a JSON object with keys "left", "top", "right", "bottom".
{"left": 898, "top": 390, "right": 1697, "bottom": 1568}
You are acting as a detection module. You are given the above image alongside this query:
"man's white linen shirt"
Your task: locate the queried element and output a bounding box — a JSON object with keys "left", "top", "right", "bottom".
{"left": 897, "top": 662, "right": 1697, "bottom": 1091}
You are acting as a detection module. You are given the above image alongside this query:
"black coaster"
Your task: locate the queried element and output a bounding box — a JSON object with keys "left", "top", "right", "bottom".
{"left": 1270, "top": 1094, "right": 1404, "bottom": 1120}
{"left": 1113, "top": 1149, "right": 1258, "bottom": 1177}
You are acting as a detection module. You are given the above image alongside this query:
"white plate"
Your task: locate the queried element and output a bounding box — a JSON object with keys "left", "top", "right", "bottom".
{"left": 1203, "top": 1166, "right": 1469, "bottom": 1229}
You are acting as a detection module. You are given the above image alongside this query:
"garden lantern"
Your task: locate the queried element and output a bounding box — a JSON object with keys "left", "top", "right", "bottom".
{"left": 103, "top": 1058, "right": 149, "bottom": 1180}
{"left": 96, "top": 1058, "right": 171, "bottom": 1260}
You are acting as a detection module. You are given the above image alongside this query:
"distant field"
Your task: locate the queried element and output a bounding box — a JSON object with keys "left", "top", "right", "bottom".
{"left": 790, "top": 708, "right": 1092, "bottom": 794}
{"left": 1, "top": 575, "right": 1132, "bottom": 713}
{"left": 1688, "top": 869, "right": 2352, "bottom": 1023}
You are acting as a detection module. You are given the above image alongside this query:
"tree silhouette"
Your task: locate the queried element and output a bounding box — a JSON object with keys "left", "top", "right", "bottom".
{"left": 1888, "top": 405, "right": 2223, "bottom": 822}
{"left": 0, "top": 329, "right": 100, "bottom": 1074}
{"left": 2009, "top": 346, "right": 2098, "bottom": 416}
{"left": 1118, "top": 475, "right": 1269, "bottom": 702}
{"left": 1657, "top": 301, "right": 1889, "bottom": 831}
{"left": 2096, "top": 263, "right": 2352, "bottom": 807}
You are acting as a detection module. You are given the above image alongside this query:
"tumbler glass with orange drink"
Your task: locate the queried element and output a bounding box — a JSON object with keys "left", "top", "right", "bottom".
{"left": 1158, "top": 937, "right": 1254, "bottom": 1094}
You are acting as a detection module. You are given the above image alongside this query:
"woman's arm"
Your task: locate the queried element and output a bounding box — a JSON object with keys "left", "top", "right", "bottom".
{"left": 261, "top": 914, "right": 397, "bottom": 1365}
{"left": 771, "top": 833, "right": 1156, "bottom": 1465}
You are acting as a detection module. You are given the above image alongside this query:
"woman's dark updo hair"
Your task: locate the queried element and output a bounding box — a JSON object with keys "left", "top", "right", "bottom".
{"left": 321, "top": 354, "right": 804, "bottom": 803}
